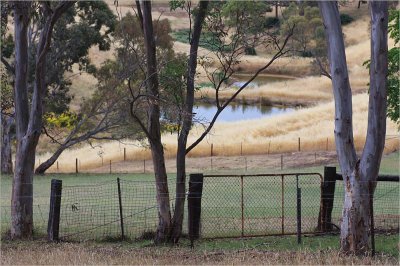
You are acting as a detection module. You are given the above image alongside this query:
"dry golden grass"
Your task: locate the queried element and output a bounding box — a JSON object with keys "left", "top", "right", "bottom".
{"left": 1, "top": 241, "right": 398, "bottom": 265}
{"left": 37, "top": 93, "right": 399, "bottom": 173}
{"left": 36, "top": 6, "right": 399, "bottom": 174}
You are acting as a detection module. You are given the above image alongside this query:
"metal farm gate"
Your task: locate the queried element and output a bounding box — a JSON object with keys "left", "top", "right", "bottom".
{"left": 200, "top": 173, "right": 322, "bottom": 238}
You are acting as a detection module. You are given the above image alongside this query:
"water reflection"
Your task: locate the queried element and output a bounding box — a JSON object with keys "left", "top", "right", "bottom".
{"left": 194, "top": 103, "right": 295, "bottom": 122}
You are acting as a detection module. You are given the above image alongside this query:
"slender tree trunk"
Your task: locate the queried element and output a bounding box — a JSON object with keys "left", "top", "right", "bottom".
{"left": 319, "top": 0, "right": 388, "bottom": 254}
{"left": 141, "top": 0, "right": 172, "bottom": 243}
{"left": 11, "top": 1, "right": 75, "bottom": 239}
{"left": 1, "top": 115, "right": 13, "bottom": 174}
{"left": 11, "top": 2, "right": 33, "bottom": 239}
{"left": 170, "top": 1, "right": 209, "bottom": 243}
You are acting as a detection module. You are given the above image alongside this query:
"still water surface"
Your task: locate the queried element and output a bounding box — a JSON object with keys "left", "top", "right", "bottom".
{"left": 194, "top": 103, "right": 295, "bottom": 122}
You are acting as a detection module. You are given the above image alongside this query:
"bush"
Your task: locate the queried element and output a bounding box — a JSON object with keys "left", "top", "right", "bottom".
{"left": 340, "top": 13, "right": 354, "bottom": 25}
{"left": 300, "top": 50, "right": 313, "bottom": 57}
{"left": 244, "top": 47, "right": 257, "bottom": 55}
{"left": 264, "top": 17, "right": 280, "bottom": 29}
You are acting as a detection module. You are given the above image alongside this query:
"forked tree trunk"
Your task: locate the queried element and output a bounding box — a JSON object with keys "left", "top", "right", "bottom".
{"left": 11, "top": 1, "right": 75, "bottom": 239}
{"left": 141, "top": 1, "right": 172, "bottom": 243}
{"left": 319, "top": 0, "right": 388, "bottom": 254}
{"left": 171, "top": 1, "right": 209, "bottom": 243}
{"left": 1, "top": 115, "right": 13, "bottom": 174}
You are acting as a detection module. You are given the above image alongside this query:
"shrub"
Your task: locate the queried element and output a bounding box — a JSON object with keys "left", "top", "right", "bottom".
{"left": 264, "top": 17, "right": 280, "bottom": 29}
{"left": 244, "top": 47, "right": 257, "bottom": 55}
{"left": 340, "top": 13, "right": 354, "bottom": 25}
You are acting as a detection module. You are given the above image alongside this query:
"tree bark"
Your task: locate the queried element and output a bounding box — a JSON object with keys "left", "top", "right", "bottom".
{"left": 11, "top": 1, "right": 75, "bottom": 239}
{"left": 1, "top": 114, "right": 13, "bottom": 174}
{"left": 11, "top": 2, "right": 33, "bottom": 239}
{"left": 171, "top": 1, "right": 209, "bottom": 243}
{"left": 35, "top": 145, "right": 64, "bottom": 174}
{"left": 141, "top": 0, "right": 172, "bottom": 243}
{"left": 319, "top": 0, "right": 388, "bottom": 254}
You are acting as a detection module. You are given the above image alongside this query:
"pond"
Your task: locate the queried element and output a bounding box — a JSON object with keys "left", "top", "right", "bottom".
{"left": 194, "top": 103, "right": 295, "bottom": 122}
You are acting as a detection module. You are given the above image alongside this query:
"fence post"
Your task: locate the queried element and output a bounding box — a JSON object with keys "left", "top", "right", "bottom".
{"left": 241, "top": 175, "right": 244, "bottom": 237}
{"left": 280, "top": 154, "right": 283, "bottom": 170}
{"left": 326, "top": 138, "right": 329, "bottom": 151}
{"left": 75, "top": 158, "right": 78, "bottom": 174}
{"left": 109, "top": 160, "right": 112, "bottom": 174}
{"left": 317, "top": 166, "right": 337, "bottom": 231}
{"left": 240, "top": 142, "right": 243, "bottom": 156}
{"left": 48, "top": 179, "right": 62, "bottom": 241}
{"left": 124, "top": 148, "right": 126, "bottom": 161}
{"left": 281, "top": 174, "right": 285, "bottom": 235}
{"left": 143, "top": 159, "right": 146, "bottom": 173}
{"left": 298, "top": 137, "right": 301, "bottom": 152}
{"left": 188, "top": 173, "right": 204, "bottom": 247}
{"left": 297, "top": 187, "right": 302, "bottom": 244}
{"left": 117, "top": 178, "right": 125, "bottom": 240}
{"left": 369, "top": 181, "right": 375, "bottom": 257}
{"left": 211, "top": 144, "right": 214, "bottom": 157}
{"left": 56, "top": 161, "right": 59, "bottom": 172}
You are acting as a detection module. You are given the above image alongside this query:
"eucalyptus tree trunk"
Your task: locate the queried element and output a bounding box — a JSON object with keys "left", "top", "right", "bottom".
{"left": 11, "top": 2, "right": 34, "bottom": 238}
{"left": 1, "top": 114, "right": 13, "bottom": 174}
{"left": 141, "top": 1, "right": 172, "bottom": 243}
{"left": 171, "top": 1, "right": 209, "bottom": 243}
{"left": 319, "top": 0, "right": 388, "bottom": 254}
{"left": 11, "top": 1, "right": 75, "bottom": 239}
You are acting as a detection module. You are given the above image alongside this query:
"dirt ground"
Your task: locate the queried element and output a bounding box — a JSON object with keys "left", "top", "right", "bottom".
{"left": 85, "top": 151, "right": 338, "bottom": 174}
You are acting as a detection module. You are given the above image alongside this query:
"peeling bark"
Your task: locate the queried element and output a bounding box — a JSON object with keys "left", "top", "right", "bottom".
{"left": 11, "top": 1, "right": 76, "bottom": 239}
{"left": 319, "top": 0, "right": 388, "bottom": 254}
{"left": 141, "top": 0, "right": 172, "bottom": 243}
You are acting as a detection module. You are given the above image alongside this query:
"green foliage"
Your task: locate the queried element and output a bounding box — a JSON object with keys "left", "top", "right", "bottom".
{"left": 0, "top": 70, "right": 13, "bottom": 114}
{"left": 159, "top": 53, "right": 188, "bottom": 107}
{"left": 221, "top": 1, "right": 271, "bottom": 34}
{"left": 339, "top": 13, "right": 354, "bottom": 25}
{"left": 264, "top": 17, "right": 280, "bottom": 29}
{"left": 44, "top": 111, "right": 78, "bottom": 130}
{"left": 387, "top": 9, "right": 399, "bottom": 124}
{"left": 23, "top": 1, "right": 117, "bottom": 115}
{"left": 280, "top": 4, "right": 325, "bottom": 57}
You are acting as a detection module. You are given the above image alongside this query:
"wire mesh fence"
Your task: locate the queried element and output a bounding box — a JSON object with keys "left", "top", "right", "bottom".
{"left": 1, "top": 171, "right": 398, "bottom": 241}
{"left": 200, "top": 173, "right": 323, "bottom": 238}
{"left": 58, "top": 179, "right": 188, "bottom": 241}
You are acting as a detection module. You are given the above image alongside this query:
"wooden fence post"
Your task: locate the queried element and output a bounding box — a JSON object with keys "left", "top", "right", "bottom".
{"left": 48, "top": 179, "right": 62, "bottom": 241}
{"left": 317, "top": 166, "right": 337, "bottom": 231}
{"left": 109, "top": 160, "right": 112, "bottom": 174}
{"left": 124, "top": 148, "right": 126, "bottom": 161}
{"left": 75, "top": 158, "right": 78, "bottom": 174}
{"left": 280, "top": 154, "right": 283, "bottom": 170}
{"left": 297, "top": 187, "right": 302, "bottom": 244}
{"left": 117, "top": 178, "right": 125, "bottom": 240}
{"left": 298, "top": 137, "right": 301, "bottom": 152}
{"left": 188, "top": 173, "right": 204, "bottom": 247}
{"left": 211, "top": 144, "right": 214, "bottom": 157}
